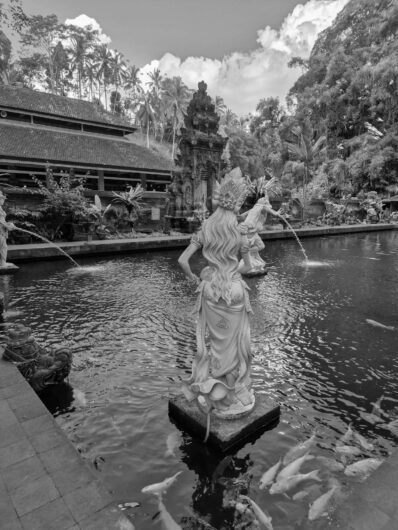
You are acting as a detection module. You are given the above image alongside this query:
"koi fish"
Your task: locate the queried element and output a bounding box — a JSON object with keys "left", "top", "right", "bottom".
{"left": 365, "top": 319, "right": 395, "bottom": 331}
{"left": 141, "top": 471, "right": 183, "bottom": 497}
{"left": 165, "top": 432, "right": 180, "bottom": 458}
{"left": 344, "top": 458, "right": 383, "bottom": 479}
{"left": 283, "top": 433, "right": 317, "bottom": 465}
{"left": 277, "top": 453, "right": 314, "bottom": 482}
{"left": 259, "top": 459, "right": 282, "bottom": 489}
{"left": 240, "top": 495, "right": 273, "bottom": 530}
{"left": 308, "top": 486, "right": 338, "bottom": 521}
{"left": 270, "top": 470, "right": 321, "bottom": 495}
{"left": 157, "top": 498, "right": 182, "bottom": 530}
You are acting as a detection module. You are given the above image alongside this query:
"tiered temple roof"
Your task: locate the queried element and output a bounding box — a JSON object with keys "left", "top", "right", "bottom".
{"left": 0, "top": 85, "right": 171, "bottom": 175}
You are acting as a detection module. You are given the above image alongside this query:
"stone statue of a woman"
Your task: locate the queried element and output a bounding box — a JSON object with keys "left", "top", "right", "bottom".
{"left": 0, "top": 191, "right": 16, "bottom": 269}
{"left": 178, "top": 167, "right": 255, "bottom": 419}
{"left": 238, "top": 189, "right": 283, "bottom": 275}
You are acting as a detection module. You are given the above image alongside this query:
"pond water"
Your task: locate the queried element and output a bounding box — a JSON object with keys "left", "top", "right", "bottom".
{"left": 2, "top": 231, "right": 398, "bottom": 529}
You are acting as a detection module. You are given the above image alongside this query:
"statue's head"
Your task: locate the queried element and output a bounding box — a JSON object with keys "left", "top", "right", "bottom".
{"left": 212, "top": 167, "right": 248, "bottom": 214}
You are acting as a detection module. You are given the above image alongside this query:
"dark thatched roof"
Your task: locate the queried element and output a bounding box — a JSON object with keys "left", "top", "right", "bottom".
{"left": 0, "top": 122, "right": 172, "bottom": 173}
{"left": 0, "top": 85, "right": 134, "bottom": 130}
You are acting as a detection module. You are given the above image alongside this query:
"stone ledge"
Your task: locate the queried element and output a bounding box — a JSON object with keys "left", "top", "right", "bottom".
{"left": 169, "top": 393, "right": 280, "bottom": 452}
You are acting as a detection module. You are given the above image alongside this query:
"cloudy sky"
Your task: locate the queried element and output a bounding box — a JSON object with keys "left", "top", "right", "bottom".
{"left": 20, "top": 0, "right": 349, "bottom": 114}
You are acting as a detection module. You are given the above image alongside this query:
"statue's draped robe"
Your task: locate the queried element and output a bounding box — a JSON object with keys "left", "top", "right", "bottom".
{"left": 186, "top": 230, "right": 254, "bottom": 410}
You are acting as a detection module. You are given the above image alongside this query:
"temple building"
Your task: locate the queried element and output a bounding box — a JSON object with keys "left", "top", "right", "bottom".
{"left": 0, "top": 85, "right": 172, "bottom": 202}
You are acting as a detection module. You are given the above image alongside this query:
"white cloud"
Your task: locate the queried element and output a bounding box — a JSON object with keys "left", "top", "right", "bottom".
{"left": 143, "top": 0, "right": 349, "bottom": 115}
{"left": 65, "top": 14, "right": 111, "bottom": 44}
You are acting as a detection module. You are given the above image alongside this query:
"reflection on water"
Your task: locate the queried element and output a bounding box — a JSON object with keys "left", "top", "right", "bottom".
{"left": 3, "top": 232, "right": 398, "bottom": 529}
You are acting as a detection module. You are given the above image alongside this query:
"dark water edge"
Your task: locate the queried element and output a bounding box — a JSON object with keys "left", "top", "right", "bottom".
{"left": 2, "top": 231, "right": 398, "bottom": 529}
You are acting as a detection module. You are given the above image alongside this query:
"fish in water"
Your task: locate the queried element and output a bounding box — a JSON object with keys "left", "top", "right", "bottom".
{"left": 270, "top": 470, "right": 321, "bottom": 495}
{"left": 359, "top": 411, "right": 384, "bottom": 425}
{"left": 165, "top": 432, "right": 180, "bottom": 458}
{"left": 259, "top": 459, "right": 282, "bottom": 489}
{"left": 353, "top": 431, "right": 374, "bottom": 451}
{"left": 157, "top": 497, "right": 182, "bottom": 530}
{"left": 292, "top": 490, "right": 309, "bottom": 502}
{"left": 344, "top": 458, "right": 383, "bottom": 480}
{"left": 384, "top": 418, "right": 398, "bottom": 435}
{"left": 308, "top": 486, "right": 338, "bottom": 521}
{"left": 283, "top": 433, "right": 317, "bottom": 465}
{"left": 277, "top": 453, "right": 314, "bottom": 482}
{"left": 141, "top": 471, "right": 183, "bottom": 498}
{"left": 334, "top": 444, "right": 362, "bottom": 459}
{"left": 372, "top": 396, "right": 385, "bottom": 416}
{"left": 315, "top": 456, "right": 345, "bottom": 473}
{"left": 73, "top": 389, "right": 87, "bottom": 407}
{"left": 240, "top": 495, "right": 273, "bottom": 530}
{"left": 339, "top": 424, "right": 354, "bottom": 444}
{"left": 365, "top": 319, "right": 395, "bottom": 331}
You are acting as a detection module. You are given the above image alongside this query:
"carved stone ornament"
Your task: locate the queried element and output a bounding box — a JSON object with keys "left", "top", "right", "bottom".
{"left": 2, "top": 324, "right": 72, "bottom": 392}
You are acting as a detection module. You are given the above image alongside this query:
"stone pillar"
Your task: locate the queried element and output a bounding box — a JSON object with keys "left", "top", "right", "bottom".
{"left": 98, "top": 170, "right": 104, "bottom": 192}
{"left": 140, "top": 173, "right": 147, "bottom": 190}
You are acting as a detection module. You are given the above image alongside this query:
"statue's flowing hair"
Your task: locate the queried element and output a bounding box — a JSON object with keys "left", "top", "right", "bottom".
{"left": 201, "top": 206, "right": 241, "bottom": 305}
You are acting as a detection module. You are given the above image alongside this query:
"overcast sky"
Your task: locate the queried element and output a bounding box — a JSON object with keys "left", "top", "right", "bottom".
{"left": 18, "top": 0, "right": 349, "bottom": 114}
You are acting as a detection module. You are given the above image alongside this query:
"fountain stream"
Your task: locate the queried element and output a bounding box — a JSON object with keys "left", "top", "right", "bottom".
{"left": 279, "top": 216, "right": 309, "bottom": 261}
{"left": 13, "top": 227, "right": 80, "bottom": 268}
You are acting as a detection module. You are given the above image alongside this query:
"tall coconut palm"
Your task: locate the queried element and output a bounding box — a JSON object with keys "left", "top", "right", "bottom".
{"left": 94, "top": 43, "right": 112, "bottom": 109}
{"left": 135, "top": 92, "right": 156, "bottom": 148}
{"left": 68, "top": 30, "right": 92, "bottom": 98}
{"left": 109, "top": 50, "right": 127, "bottom": 112}
{"left": 147, "top": 68, "right": 163, "bottom": 96}
{"left": 162, "top": 76, "right": 191, "bottom": 160}
{"left": 123, "top": 64, "right": 142, "bottom": 108}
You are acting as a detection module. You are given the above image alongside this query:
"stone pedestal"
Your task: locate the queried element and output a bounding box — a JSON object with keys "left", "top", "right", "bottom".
{"left": 169, "top": 394, "right": 280, "bottom": 452}
{"left": 0, "top": 263, "right": 19, "bottom": 275}
{"left": 243, "top": 269, "right": 268, "bottom": 278}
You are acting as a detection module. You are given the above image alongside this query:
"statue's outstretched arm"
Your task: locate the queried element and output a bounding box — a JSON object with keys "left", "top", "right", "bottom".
{"left": 178, "top": 243, "right": 200, "bottom": 285}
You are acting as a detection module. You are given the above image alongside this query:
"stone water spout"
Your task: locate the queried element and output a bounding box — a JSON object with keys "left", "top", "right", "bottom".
{"left": 2, "top": 324, "right": 72, "bottom": 392}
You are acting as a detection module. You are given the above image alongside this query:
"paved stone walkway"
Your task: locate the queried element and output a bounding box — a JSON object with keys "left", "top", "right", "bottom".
{"left": 0, "top": 358, "right": 135, "bottom": 530}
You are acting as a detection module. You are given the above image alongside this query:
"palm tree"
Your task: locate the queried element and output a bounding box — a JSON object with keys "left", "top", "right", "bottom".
{"left": 135, "top": 92, "right": 156, "bottom": 148}
{"left": 162, "top": 76, "right": 191, "bottom": 160}
{"left": 221, "top": 108, "right": 239, "bottom": 129}
{"left": 68, "top": 31, "right": 92, "bottom": 98}
{"left": 123, "top": 64, "right": 142, "bottom": 111}
{"left": 109, "top": 51, "right": 127, "bottom": 112}
{"left": 147, "top": 68, "right": 163, "bottom": 96}
{"left": 286, "top": 125, "right": 326, "bottom": 219}
{"left": 94, "top": 44, "right": 112, "bottom": 109}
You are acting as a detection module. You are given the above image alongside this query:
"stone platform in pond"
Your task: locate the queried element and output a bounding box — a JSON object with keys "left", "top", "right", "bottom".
{"left": 0, "top": 262, "right": 19, "bottom": 274}
{"left": 243, "top": 268, "right": 268, "bottom": 278}
{"left": 169, "top": 394, "right": 280, "bottom": 452}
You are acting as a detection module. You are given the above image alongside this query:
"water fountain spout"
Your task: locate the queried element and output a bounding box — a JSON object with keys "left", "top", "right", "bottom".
{"left": 12, "top": 226, "right": 80, "bottom": 268}
{"left": 279, "top": 215, "right": 309, "bottom": 262}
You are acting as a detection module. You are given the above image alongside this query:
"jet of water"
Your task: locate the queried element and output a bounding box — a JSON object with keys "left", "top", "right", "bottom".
{"left": 279, "top": 216, "right": 309, "bottom": 262}
{"left": 12, "top": 226, "right": 80, "bottom": 268}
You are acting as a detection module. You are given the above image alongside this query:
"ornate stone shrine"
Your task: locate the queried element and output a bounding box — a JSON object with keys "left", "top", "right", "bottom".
{"left": 166, "top": 81, "right": 227, "bottom": 232}
{"left": 2, "top": 324, "right": 72, "bottom": 392}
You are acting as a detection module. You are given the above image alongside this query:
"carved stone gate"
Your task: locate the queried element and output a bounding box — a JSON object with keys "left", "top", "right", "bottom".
{"left": 166, "top": 81, "right": 227, "bottom": 231}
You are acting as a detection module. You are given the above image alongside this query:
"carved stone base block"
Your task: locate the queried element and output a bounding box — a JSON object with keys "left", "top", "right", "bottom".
{"left": 169, "top": 394, "right": 280, "bottom": 452}
{"left": 0, "top": 263, "right": 19, "bottom": 275}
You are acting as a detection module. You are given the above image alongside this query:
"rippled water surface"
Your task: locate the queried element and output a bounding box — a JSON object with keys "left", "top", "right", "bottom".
{"left": 2, "top": 231, "right": 398, "bottom": 529}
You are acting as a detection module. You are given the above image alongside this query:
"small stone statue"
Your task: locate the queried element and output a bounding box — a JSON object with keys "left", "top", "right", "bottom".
{"left": 0, "top": 190, "right": 16, "bottom": 270}
{"left": 178, "top": 167, "right": 255, "bottom": 419}
{"left": 238, "top": 191, "right": 283, "bottom": 276}
{"left": 2, "top": 324, "right": 72, "bottom": 392}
